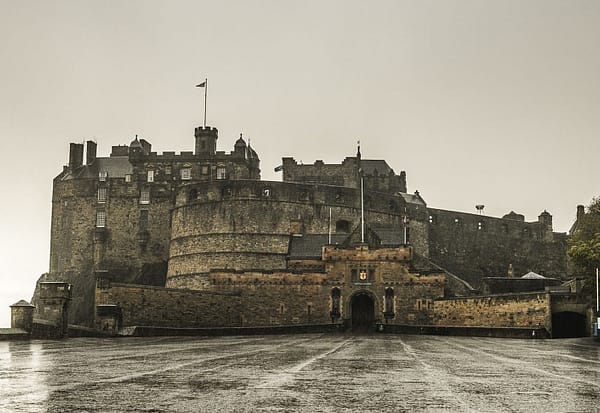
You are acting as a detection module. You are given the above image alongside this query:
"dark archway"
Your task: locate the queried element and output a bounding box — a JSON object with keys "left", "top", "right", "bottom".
{"left": 552, "top": 312, "right": 587, "bottom": 338}
{"left": 351, "top": 293, "right": 374, "bottom": 333}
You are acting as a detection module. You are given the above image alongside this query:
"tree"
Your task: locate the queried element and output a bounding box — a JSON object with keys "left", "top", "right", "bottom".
{"left": 568, "top": 197, "right": 600, "bottom": 294}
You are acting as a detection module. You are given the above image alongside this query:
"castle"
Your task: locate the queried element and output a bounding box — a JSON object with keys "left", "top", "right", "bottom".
{"left": 17, "top": 122, "right": 592, "bottom": 339}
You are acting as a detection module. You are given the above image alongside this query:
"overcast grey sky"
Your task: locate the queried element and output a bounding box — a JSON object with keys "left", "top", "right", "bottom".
{"left": 1, "top": 0, "right": 599, "bottom": 327}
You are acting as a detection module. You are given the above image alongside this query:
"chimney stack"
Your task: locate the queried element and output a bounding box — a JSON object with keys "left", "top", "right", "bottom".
{"left": 86, "top": 141, "right": 97, "bottom": 165}
{"left": 69, "top": 143, "right": 84, "bottom": 170}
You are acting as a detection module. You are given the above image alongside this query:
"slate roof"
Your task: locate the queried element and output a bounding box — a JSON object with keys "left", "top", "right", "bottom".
{"left": 288, "top": 234, "right": 348, "bottom": 259}
{"left": 369, "top": 224, "right": 405, "bottom": 246}
{"left": 288, "top": 223, "right": 407, "bottom": 259}
{"left": 398, "top": 192, "right": 426, "bottom": 205}
{"left": 360, "top": 160, "right": 393, "bottom": 175}
{"left": 63, "top": 157, "right": 133, "bottom": 180}
{"left": 10, "top": 300, "right": 34, "bottom": 307}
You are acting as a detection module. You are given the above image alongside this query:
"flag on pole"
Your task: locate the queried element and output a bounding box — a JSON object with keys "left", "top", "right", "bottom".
{"left": 196, "top": 78, "right": 208, "bottom": 127}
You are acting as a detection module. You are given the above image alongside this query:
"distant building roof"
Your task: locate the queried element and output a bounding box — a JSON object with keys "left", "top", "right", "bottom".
{"left": 521, "top": 271, "right": 546, "bottom": 279}
{"left": 503, "top": 211, "right": 525, "bottom": 222}
{"left": 10, "top": 299, "right": 34, "bottom": 307}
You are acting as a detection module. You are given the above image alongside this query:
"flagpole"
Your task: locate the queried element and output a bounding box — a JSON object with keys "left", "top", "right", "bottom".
{"left": 203, "top": 78, "right": 207, "bottom": 128}
{"left": 403, "top": 208, "right": 408, "bottom": 245}
{"left": 328, "top": 208, "right": 332, "bottom": 244}
{"left": 360, "top": 176, "right": 364, "bottom": 243}
{"left": 596, "top": 268, "right": 600, "bottom": 312}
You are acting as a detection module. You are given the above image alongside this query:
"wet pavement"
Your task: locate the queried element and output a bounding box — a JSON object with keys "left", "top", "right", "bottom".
{"left": 1, "top": 334, "right": 599, "bottom": 412}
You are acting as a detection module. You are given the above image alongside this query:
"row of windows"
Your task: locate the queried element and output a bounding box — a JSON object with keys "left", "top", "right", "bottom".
{"left": 149, "top": 166, "right": 226, "bottom": 182}
{"left": 98, "top": 166, "right": 228, "bottom": 183}
{"left": 96, "top": 209, "right": 149, "bottom": 228}
{"left": 428, "top": 215, "right": 487, "bottom": 231}
{"left": 97, "top": 188, "right": 151, "bottom": 205}
{"left": 429, "top": 215, "right": 537, "bottom": 236}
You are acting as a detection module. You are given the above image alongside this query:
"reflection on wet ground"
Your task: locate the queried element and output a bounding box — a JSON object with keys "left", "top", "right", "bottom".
{"left": 1, "top": 334, "right": 599, "bottom": 412}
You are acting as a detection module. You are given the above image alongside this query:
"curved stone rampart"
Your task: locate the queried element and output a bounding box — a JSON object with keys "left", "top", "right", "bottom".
{"left": 166, "top": 180, "right": 409, "bottom": 284}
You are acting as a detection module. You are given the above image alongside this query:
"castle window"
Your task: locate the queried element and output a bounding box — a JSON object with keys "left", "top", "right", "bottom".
{"left": 330, "top": 288, "right": 341, "bottom": 319}
{"left": 428, "top": 215, "right": 435, "bottom": 224}
{"left": 125, "top": 174, "right": 132, "bottom": 183}
{"left": 96, "top": 210, "right": 106, "bottom": 227}
{"left": 165, "top": 166, "right": 172, "bottom": 175}
{"left": 454, "top": 217, "right": 460, "bottom": 224}
{"left": 181, "top": 168, "right": 191, "bottom": 180}
{"left": 217, "top": 167, "right": 227, "bottom": 180}
{"left": 97, "top": 187, "right": 107, "bottom": 203}
{"left": 98, "top": 171, "right": 108, "bottom": 182}
{"left": 262, "top": 188, "right": 271, "bottom": 197}
{"left": 201, "top": 165, "right": 209, "bottom": 175}
{"left": 477, "top": 221, "right": 484, "bottom": 230}
{"left": 384, "top": 288, "right": 394, "bottom": 318}
{"left": 336, "top": 219, "right": 351, "bottom": 233}
{"left": 140, "top": 189, "right": 150, "bottom": 204}
{"left": 147, "top": 170, "right": 154, "bottom": 183}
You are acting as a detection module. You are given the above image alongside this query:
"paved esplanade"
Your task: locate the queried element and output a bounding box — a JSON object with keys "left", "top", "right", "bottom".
{"left": 1, "top": 334, "right": 599, "bottom": 412}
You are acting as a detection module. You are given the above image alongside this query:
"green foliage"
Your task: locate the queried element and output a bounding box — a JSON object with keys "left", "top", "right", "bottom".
{"left": 568, "top": 197, "right": 600, "bottom": 279}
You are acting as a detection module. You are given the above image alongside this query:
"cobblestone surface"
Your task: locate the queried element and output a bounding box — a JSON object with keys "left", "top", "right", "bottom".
{"left": 1, "top": 334, "right": 599, "bottom": 412}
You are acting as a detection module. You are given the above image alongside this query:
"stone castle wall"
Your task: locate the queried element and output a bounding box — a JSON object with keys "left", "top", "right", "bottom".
{"left": 282, "top": 157, "right": 359, "bottom": 187}
{"left": 433, "top": 292, "right": 551, "bottom": 330}
{"left": 167, "top": 180, "right": 421, "bottom": 282}
{"left": 99, "top": 283, "right": 242, "bottom": 328}
{"left": 48, "top": 176, "right": 174, "bottom": 324}
{"left": 428, "top": 208, "right": 567, "bottom": 287}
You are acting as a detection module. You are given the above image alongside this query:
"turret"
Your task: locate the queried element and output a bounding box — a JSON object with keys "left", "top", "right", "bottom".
{"left": 234, "top": 133, "right": 247, "bottom": 158}
{"left": 10, "top": 300, "right": 35, "bottom": 332}
{"left": 538, "top": 210, "right": 553, "bottom": 230}
{"left": 247, "top": 142, "right": 261, "bottom": 179}
{"left": 195, "top": 126, "right": 218, "bottom": 156}
{"left": 128, "top": 135, "right": 144, "bottom": 162}
{"left": 538, "top": 210, "right": 553, "bottom": 240}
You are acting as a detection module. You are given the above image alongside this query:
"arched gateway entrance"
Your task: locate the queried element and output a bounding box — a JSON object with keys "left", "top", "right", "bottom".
{"left": 351, "top": 293, "right": 375, "bottom": 333}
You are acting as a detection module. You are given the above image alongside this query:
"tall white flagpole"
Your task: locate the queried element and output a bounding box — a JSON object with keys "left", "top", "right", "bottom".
{"left": 328, "top": 208, "right": 332, "bottom": 245}
{"left": 203, "top": 78, "right": 207, "bottom": 127}
{"left": 361, "top": 176, "right": 364, "bottom": 243}
{"left": 596, "top": 268, "right": 600, "bottom": 312}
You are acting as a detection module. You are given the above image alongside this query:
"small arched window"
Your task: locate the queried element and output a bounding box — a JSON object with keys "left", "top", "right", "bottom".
{"left": 384, "top": 288, "right": 394, "bottom": 319}
{"left": 330, "top": 288, "right": 341, "bottom": 320}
